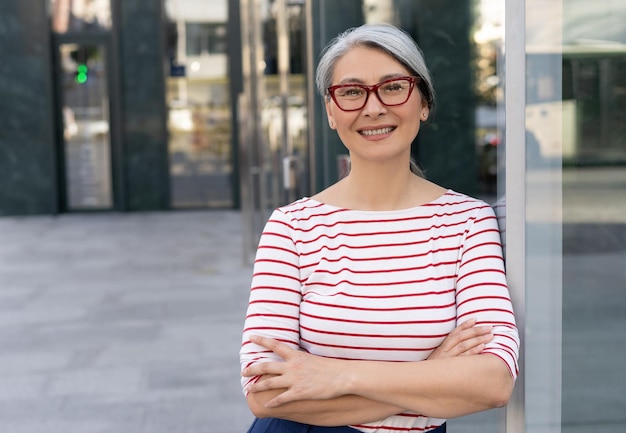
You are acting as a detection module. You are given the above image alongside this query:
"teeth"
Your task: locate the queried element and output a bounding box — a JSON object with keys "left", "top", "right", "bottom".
{"left": 360, "top": 127, "right": 394, "bottom": 136}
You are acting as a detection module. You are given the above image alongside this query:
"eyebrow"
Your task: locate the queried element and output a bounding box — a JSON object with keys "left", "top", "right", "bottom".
{"left": 336, "top": 73, "right": 408, "bottom": 85}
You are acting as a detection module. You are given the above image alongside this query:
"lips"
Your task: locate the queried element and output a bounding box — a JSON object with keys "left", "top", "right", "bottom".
{"left": 359, "top": 126, "right": 396, "bottom": 137}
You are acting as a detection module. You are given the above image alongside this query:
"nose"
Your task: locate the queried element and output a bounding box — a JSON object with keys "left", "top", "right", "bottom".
{"left": 362, "top": 90, "right": 387, "bottom": 117}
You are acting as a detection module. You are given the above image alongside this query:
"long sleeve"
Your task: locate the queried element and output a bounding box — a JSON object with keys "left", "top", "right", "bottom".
{"left": 240, "top": 209, "right": 302, "bottom": 394}
{"left": 456, "top": 204, "right": 519, "bottom": 378}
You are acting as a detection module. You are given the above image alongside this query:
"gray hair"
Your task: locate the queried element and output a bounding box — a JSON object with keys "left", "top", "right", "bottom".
{"left": 315, "top": 23, "right": 435, "bottom": 109}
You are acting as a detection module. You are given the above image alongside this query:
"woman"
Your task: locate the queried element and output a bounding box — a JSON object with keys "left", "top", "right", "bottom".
{"left": 240, "top": 23, "right": 519, "bottom": 433}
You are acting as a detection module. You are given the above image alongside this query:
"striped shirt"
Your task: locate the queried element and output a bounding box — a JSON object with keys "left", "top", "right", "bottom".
{"left": 240, "top": 190, "right": 520, "bottom": 433}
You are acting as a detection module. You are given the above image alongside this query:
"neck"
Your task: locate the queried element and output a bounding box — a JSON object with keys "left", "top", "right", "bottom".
{"left": 341, "top": 161, "right": 417, "bottom": 211}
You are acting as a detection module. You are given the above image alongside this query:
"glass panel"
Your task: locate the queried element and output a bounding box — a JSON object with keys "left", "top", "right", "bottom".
{"left": 239, "top": 0, "right": 309, "bottom": 253}
{"left": 525, "top": 2, "right": 564, "bottom": 432}
{"left": 164, "top": 0, "right": 233, "bottom": 208}
{"left": 59, "top": 43, "right": 113, "bottom": 210}
{"left": 474, "top": 0, "right": 505, "bottom": 205}
{"left": 50, "top": 0, "right": 112, "bottom": 33}
{"left": 259, "top": 0, "right": 309, "bottom": 205}
{"left": 561, "top": 2, "right": 626, "bottom": 433}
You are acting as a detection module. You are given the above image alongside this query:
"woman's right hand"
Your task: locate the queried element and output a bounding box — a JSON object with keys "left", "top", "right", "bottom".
{"left": 427, "top": 319, "right": 494, "bottom": 360}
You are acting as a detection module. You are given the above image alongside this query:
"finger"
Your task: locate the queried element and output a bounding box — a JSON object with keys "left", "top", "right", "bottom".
{"left": 247, "top": 375, "right": 288, "bottom": 393}
{"left": 460, "top": 343, "right": 485, "bottom": 356}
{"left": 441, "top": 320, "right": 479, "bottom": 345}
{"left": 250, "top": 335, "right": 297, "bottom": 359}
{"left": 435, "top": 321, "right": 478, "bottom": 352}
{"left": 452, "top": 324, "right": 493, "bottom": 342}
{"left": 458, "top": 318, "right": 477, "bottom": 329}
{"left": 242, "top": 361, "right": 284, "bottom": 377}
{"left": 264, "top": 386, "right": 305, "bottom": 408}
{"left": 442, "top": 325, "right": 493, "bottom": 354}
{"left": 458, "top": 332, "right": 494, "bottom": 355}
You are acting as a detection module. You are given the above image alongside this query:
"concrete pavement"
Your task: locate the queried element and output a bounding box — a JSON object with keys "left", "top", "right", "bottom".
{"left": 0, "top": 210, "right": 254, "bottom": 433}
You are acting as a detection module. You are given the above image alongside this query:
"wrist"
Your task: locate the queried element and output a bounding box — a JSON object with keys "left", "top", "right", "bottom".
{"left": 340, "top": 360, "right": 360, "bottom": 395}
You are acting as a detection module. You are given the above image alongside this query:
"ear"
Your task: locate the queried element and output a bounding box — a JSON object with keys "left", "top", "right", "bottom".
{"left": 420, "top": 102, "right": 430, "bottom": 121}
{"left": 325, "top": 99, "right": 336, "bottom": 129}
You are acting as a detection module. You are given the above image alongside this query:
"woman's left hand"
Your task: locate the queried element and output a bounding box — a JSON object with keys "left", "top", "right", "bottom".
{"left": 242, "top": 335, "right": 349, "bottom": 408}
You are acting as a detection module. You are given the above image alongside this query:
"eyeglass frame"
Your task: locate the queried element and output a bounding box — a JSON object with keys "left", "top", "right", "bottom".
{"left": 326, "top": 76, "right": 421, "bottom": 112}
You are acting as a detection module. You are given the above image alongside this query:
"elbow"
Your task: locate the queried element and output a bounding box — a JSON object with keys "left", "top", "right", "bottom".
{"left": 480, "top": 353, "right": 517, "bottom": 409}
{"left": 487, "top": 374, "right": 515, "bottom": 409}
{"left": 246, "top": 394, "right": 271, "bottom": 419}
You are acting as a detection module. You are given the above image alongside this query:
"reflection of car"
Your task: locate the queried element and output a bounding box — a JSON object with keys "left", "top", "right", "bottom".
{"left": 479, "top": 132, "right": 500, "bottom": 187}
{"left": 479, "top": 129, "right": 546, "bottom": 189}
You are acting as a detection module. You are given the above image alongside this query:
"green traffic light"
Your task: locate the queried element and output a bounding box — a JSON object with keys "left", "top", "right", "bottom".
{"left": 76, "top": 64, "right": 88, "bottom": 84}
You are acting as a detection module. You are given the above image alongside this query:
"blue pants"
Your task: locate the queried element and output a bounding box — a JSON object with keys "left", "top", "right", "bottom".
{"left": 246, "top": 417, "right": 446, "bottom": 433}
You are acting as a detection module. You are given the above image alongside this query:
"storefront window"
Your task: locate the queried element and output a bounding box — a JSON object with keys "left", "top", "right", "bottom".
{"left": 559, "top": 1, "right": 626, "bottom": 432}
{"left": 59, "top": 43, "right": 113, "bottom": 210}
{"left": 164, "top": 0, "right": 233, "bottom": 208}
{"left": 525, "top": 1, "right": 626, "bottom": 432}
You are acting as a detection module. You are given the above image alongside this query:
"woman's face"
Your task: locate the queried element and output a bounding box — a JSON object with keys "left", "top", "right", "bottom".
{"left": 325, "top": 46, "right": 429, "bottom": 168}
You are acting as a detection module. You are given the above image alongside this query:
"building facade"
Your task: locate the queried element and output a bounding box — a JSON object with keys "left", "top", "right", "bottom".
{"left": 0, "top": 1, "right": 625, "bottom": 432}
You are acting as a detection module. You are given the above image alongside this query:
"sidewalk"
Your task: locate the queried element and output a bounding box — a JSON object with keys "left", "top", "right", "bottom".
{"left": 0, "top": 210, "right": 255, "bottom": 433}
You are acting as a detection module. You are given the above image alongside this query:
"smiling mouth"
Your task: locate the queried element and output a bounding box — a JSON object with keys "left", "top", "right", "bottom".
{"left": 359, "top": 127, "right": 396, "bottom": 137}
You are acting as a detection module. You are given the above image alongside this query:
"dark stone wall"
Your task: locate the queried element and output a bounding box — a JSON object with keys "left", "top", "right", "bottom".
{"left": 411, "top": 0, "right": 478, "bottom": 195}
{"left": 118, "top": 0, "right": 169, "bottom": 210}
{"left": 0, "top": 1, "right": 58, "bottom": 215}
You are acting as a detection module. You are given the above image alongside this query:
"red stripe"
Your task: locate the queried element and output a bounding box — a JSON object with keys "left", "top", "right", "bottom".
{"left": 304, "top": 287, "right": 455, "bottom": 300}
{"left": 312, "top": 260, "right": 460, "bottom": 276}
{"left": 300, "top": 338, "right": 437, "bottom": 352}
{"left": 305, "top": 299, "right": 456, "bottom": 312}
{"left": 300, "top": 324, "right": 450, "bottom": 339}
{"left": 300, "top": 310, "right": 456, "bottom": 325}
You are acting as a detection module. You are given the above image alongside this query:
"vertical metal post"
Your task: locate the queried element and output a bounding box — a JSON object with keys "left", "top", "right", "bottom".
{"left": 305, "top": 0, "right": 317, "bottom": 193}
{"left": 504, "top": 1, "right": 526, "bottom": 433}
{"left": 276, "top": 0, "right": 295, "bottom": 203}
{"left": 239, "top": 0, "right": 265, "bottom": 263}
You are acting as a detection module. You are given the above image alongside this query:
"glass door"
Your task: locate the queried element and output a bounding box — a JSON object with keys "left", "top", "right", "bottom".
{"left": 164, "top": 0, "right": 234, "bottom": 208}
{"left": 50, "top": 0, "right": 115, "bottom": 211}
{"left": 57, "top": 42, "right": 113, "bottom": 210}
{"left": 239, "top": 0, "right": 309, "bottom": 260}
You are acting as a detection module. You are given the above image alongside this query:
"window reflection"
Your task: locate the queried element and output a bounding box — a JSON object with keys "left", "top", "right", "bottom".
{"left": 164, "top": 0, "right": 233, "bottom": 208}
{"left": 560, "top": 1, "right": 626, "bottom": 433}
{"left": 59, "top": 43, "right": 113, "bottom": 209}
{"left": 50, "top": 0, "right": 112, "bottom": 33}
{"left": 259, "top": 0, "right": 309, "bottom": 205}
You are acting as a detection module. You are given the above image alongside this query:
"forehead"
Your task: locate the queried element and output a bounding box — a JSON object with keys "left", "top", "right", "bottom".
{"left": 332, "top": 46, "right": 410, "bottom": 84}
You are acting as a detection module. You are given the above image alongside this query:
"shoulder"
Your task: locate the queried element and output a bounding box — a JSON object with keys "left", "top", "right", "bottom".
{"left": 268, "top": 197, "right": 346, "bottom": 229}
{"left": 275, "top": 197, "right": 332, "bottom": 219}
{"left": 433, "top": 190, "right": 497, "bottom": 226}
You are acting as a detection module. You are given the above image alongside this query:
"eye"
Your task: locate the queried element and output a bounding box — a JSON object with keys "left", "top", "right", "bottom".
{"left": 381, "top": 81, "right": 406, "bottom": 93}
{"left": 336, "top": 86, "right": 365, "bottom": 98}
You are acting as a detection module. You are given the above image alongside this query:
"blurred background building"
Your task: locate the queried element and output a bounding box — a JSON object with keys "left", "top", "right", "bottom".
{"left": 1, "top": 1, "right": 625, "bottom": 433}
{"left": 0, "top": 0, "right": 484, "bottom": 218}
{"left": 3, "top": 1, "right": 624, "bottom": 216}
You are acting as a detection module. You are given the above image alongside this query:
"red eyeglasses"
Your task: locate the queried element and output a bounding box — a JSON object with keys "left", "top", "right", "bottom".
{"left": 327, "top": 76, "right": 419, "bottom": 112}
